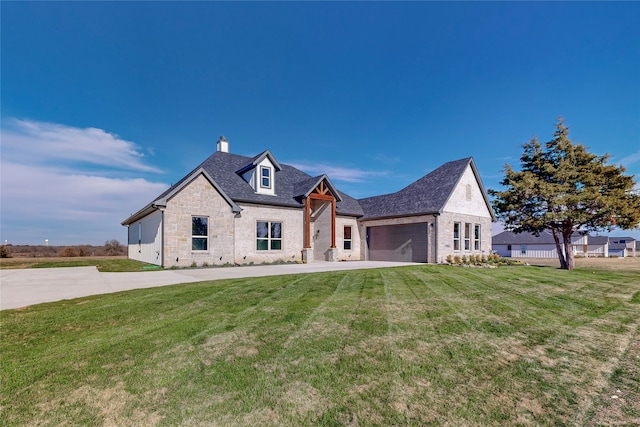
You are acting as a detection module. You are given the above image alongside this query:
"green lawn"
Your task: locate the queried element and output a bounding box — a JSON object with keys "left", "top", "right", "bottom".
{"left": 31, "top": 258, "right": 159, "bottom": 272}
{"left": 0, "top": 257, "right": 158, "bottom": 272}
{"left": 1, "top": 265, "right": 639, "bottom": 426}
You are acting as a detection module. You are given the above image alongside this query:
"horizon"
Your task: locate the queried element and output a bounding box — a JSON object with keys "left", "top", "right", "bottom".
{"left": 2, "top": 2, "right": 639, "bottom": 245}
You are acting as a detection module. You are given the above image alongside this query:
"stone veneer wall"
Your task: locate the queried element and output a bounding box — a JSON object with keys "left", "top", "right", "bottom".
{"left": 163, "top": 174, "right": 236, "bottom": 268}
{"left": 435, "top": 214, "right": 493, "bottom": 263}
{"left": 335, "top": 216, "right": 362, "bottom": 261}
{"left": 234, "top": 203, "right": 305, "bottom": 264}
{"left": 435, "top": 164, "right": 494, "bottom": 263}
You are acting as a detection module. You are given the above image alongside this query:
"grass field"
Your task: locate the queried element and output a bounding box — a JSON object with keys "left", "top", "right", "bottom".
{"left": 515, "top": 256, "right": 640, "bottom": 273}
{"left": 1, "top": 264, "right": 639, "bottom": 426}
{"left": 0, "top": 256, "right": 156, "bottom": 272}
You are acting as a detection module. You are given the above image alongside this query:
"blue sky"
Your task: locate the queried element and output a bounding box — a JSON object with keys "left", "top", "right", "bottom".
{"left": 1, "top": 2, "right": 639, "bottom": 245}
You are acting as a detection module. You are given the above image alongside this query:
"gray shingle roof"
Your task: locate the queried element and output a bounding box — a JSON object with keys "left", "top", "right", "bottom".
{"left": 358, "top": 157, "right": 479, "bottom": 220}
{"left": 123, "top": 151, "right": 492, "bottom": 226}
{"left": 492, "top": 230, "right": 559, "bottom": 245}
{"left": 130, "top": 151, "right": 364, "bottom": 221}
{"left": 588, "top": 236, "right": 610, "bottom": 245}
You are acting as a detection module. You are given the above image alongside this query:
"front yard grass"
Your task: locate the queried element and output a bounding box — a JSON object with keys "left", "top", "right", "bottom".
{"left": 1, "top": 265, "right": 639, "bottom": 426}
{"left": 0, "top": 257, "right": 157, "bottom": 272}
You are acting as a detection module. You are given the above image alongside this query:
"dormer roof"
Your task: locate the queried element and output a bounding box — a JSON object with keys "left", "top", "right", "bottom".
{"left": 235, "top": 150, "right": 282, "bottom": 175}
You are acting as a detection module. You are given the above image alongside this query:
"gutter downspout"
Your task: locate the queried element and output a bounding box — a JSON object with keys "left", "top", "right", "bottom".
{"left": 125, "top": 225, "right": 130, "bottom": 259}
{"left": 157, "top": 207, "right": 165, "bottom": 268}
{"left": 434, "top": 213, "right": 440, "bottom": 263}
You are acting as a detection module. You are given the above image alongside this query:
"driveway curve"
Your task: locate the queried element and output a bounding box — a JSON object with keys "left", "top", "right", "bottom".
{"left": 0, "top": 261, "right": 417, "bottom": 310}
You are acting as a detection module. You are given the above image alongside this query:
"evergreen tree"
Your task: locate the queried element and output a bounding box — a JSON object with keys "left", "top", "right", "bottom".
{"left": 490, "top": 118, "right": 640, "bottom": 270}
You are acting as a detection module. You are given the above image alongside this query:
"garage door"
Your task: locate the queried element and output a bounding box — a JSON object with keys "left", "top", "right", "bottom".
{"left": 367, "top": 223, "right": 428, "bottom": 262}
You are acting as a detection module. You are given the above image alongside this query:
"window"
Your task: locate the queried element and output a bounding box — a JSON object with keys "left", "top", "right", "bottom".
{"left": 453, "top": 222, "right": 461, "bottom": 250}
{"left": 260, "top": 166, "right": 271, "bottom": 189}
{"left": 521, "top": 244, "right": 527, "bottom": 254}
{"left": 464, "top": 223, "right": 471, "bottom": 250}
{"left": 474, "top": 224, "right": 481, "bottom": 251}
{"left": 344, "top": 226, "right": 352, "bottom": 250}
{"left": 192, "top": 217, "right": 208, "bottom": 251}
{"left": 257, "top": 221, "right": 282, "bottom": 250}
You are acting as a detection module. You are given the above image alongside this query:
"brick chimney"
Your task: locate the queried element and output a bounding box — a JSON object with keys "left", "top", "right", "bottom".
{"left": 216, "top": 136, "right": 229, "bottom": 153}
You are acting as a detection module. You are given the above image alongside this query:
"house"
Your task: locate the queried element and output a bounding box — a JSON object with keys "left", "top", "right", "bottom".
{"left": 122, "top": 137, "right": 496, "bottom": 268}
{"left": 608, "top": 237, "right": 637, "bottom": 257}
{"left": 492, "top": 230, "right": 588, "bottom": 258}
{"left": 585, "top": 236, "right": 609, "bottom": 258}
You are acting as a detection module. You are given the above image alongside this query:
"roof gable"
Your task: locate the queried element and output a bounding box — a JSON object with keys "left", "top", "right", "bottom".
{"left": 358, "top": 157, "right": 496, "bottom": 221}
{"left": 293, "top": 175, "right": 343, "bottom": 201}
{"left": 121, "top": 168, "right": 241, "bottom": 225}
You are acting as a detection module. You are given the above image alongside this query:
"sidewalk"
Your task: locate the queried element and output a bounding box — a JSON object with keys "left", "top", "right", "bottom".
{"left": 0, "top": 261, "right": 417, "bottom": 310}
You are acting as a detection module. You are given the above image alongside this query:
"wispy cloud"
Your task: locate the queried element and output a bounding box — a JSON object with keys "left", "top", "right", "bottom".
{"left": 0, "top": 118, "right": 167, "bottom": 244}
{"left": 616, "top": 151, "right": 640, "bottom": 168}
{"left": 2, "top": 118, "right": 162, "bottom": 173}
{"left": 289, "top": 162, "right": 387, "bottom": 183}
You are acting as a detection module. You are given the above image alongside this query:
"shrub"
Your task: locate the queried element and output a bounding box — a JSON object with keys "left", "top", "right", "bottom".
{"left": 446, "top": 255, "right": 453, "bottom": 264}
{"left": 58, "top": 247, "right": 80, "bottom": 257}
{"left": 0, "top": 245, "right": 11, "bottom": 258}
{"left": 453, "top": 255, "right": 461, "bottom": 265}
{"left": 461, "top": 255, "right": 468, "bottom": 264}
{"left": 104, "top": 239, "right": 122, "bottom": 256}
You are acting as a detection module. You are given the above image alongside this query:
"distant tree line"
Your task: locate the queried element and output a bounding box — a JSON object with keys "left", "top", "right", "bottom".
{"left": 0, "top": 240, "right": 126, "bottom": 258}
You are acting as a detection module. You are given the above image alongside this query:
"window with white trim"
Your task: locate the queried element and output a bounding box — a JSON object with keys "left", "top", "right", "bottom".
{"left": 192, "top": 217, "right": 208, "bottom": 251}
{"left": 453, "top": 222, "right": 461, "bottom": 251}
{"left": 344, "top": 226, "right": 352, "bottom": 250}
{"left": 464, "top": 223, "right": 471, "bottom": 250}
{"left": 257, "top": 221, "right": 282, "bottom": 250}
{"left": 474, "top": 224, "right": 481, "bottom": 251}
{"left": 260, "top": 166, "right": 271, "bottom": 189}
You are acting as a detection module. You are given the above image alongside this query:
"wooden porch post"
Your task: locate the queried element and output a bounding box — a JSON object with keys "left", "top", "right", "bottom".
{"left": 304, "top": 197, "right": 311, "bottom": 248}
{"left": 331, "top": 199, "right": 336, "bottom": 249}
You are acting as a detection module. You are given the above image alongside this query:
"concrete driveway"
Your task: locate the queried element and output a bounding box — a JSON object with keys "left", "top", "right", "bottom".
{"left": 0, "top": 261, "right": 417, "bottom": 310}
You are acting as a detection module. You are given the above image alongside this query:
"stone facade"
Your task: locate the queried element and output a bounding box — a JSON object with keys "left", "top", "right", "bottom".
{"left": 163, "top": 174, "right": 236, "bottom": 268}
{"left": 335, "top": 216, "right": 362, "bottom": 261}
{"left": 435, "top": 213, "right": 493, "bottom": 263}
{"left": 233, "top": 203, "right": 304, "bottom": 264}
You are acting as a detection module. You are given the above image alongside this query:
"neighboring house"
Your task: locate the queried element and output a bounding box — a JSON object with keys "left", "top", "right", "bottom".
{"left": 608, "top": 237, "right": 637, "bottom": 258}
{"left": 122, "top": 137, "right": 496, "bottom": 267}
{"left": 492, "top": 230, "right": 588, "bottom": 258}
{"left": 585, "top": 236, "right": 609, "bottom": 258}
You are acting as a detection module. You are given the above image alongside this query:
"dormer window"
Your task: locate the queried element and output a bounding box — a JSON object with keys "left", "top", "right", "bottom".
{"left": 260, "top": 166, "right": 272, "bottom": 189}
{"left": 236, "top": 150, "right": 281, "bottom": 196}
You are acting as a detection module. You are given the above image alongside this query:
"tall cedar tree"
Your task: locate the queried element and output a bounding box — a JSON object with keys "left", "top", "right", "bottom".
{"left": 490, "top": 118, "right": 640, "bottom": 270}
